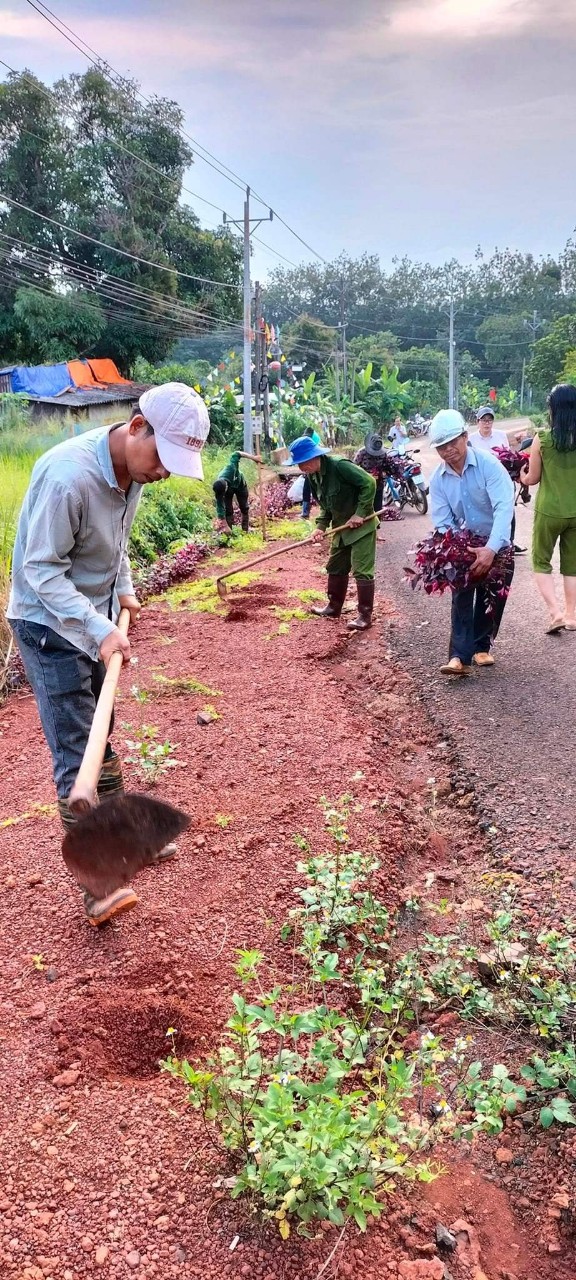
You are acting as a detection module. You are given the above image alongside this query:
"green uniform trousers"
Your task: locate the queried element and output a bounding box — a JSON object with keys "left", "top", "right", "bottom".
{"left": 532, "top": 512, "right": 576, "bottom": 576}
{"left": 326, "top": 529, "right": 376, "bottom": 582}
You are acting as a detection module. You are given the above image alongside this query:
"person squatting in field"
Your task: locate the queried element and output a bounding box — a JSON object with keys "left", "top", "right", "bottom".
{"left": 287, "top": 434, "right": 378, "bottom": 631}
{"left": 212, "top": 449, "right": 261, "bottom": 533}
{"left": 7, "top": 383, "right": 210, "bottom": 926}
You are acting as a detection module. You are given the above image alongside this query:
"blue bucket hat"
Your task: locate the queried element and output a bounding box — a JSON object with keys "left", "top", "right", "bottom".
{"left": 288, "top": 435, "right": 328, "bottom": 465}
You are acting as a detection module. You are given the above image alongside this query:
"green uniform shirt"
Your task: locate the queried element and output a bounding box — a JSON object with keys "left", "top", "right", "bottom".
{"left": 310, "top": 455, "right": 377, "bottom": 547}
{"left": 535, "top": 430, "right": 576, "bottom": 519}
{"left": 214, "top": 451, "right": 248, "bottom": 519}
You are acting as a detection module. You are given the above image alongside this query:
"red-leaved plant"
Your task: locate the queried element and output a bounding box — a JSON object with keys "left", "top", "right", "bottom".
{"left": 405, "top": 529, "right": 514, "bottom": 615}
{"left": 491, "top": 446, "right": 529, "bottom": 482}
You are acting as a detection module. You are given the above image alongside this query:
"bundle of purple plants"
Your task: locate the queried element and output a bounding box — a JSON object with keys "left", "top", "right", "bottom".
{"left": 379, "top": 506, "right": 403, "bottom": 522}
{"left": 405, "top": 529, "right": 514, "bottom": 614}
{"left": 136, "top": 539, "right": 210, "bottom": 601}
{"left": 246, "top": 481, "right": 292, "bottom": 523}
{"left": 491, "top": 445, "right": 529, "bottom": 482}
{"left": 383, "top": 454, "right": 405, "bottom": 480}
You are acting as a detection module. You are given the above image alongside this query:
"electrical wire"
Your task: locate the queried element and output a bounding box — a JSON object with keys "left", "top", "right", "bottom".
{"left": 0, "top": 263, "right": 201, "bottom": 337}
{"left": 0, "top": 231, "right": 243, "bottom": 331}
{"left": 0, "top": 192, "right": 239, "bottom": 290}
{"left": 21, "top": 0, "right": 329, "bottom": 263}
{"left": 0, "top": 61, "right": 236, "bottom": 227}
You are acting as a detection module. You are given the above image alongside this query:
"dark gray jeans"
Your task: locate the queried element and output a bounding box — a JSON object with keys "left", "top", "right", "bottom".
{"left": 10, "top": 620, "right": 114, "bottom": 799}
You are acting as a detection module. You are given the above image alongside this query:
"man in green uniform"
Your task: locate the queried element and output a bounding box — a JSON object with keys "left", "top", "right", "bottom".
{"left": 213, "top": 450, "right": 257, "bottom": 532}
{"left": 287, "top": 435, "right": 377, "bottom": 630}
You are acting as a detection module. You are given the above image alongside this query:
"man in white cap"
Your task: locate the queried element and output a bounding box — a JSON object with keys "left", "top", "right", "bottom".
{"left": 8, "top": 383, "right": 210, "bottom": 925}
{"left": 428, "top": 409, "right": 515, "bottom": 676}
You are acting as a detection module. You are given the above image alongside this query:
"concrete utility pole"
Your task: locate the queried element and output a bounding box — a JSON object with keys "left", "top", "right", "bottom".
{"left": 242, "top": 189, "right": 252, "bottom": 454}
{"left": 224, "top": 190, "right": 273, "bottom": 455}
{"left": 448, "top": 289, "right": 456, "bottom": 409}
{"left": 254, "top": 279, "right": 262, "bottom": 432}
{"left": 520, "top": 357, "right": 526, "bottom": 411}
{"left": 524, "top": 310, "right": 542, "bottom": 411}
{"left": 339, "top": 275, "right": 347, "bottom": 397}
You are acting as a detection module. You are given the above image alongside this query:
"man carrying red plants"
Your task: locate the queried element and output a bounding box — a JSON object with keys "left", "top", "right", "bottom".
{"left": 428, "top": 410, "right": 515, "bottom": 676}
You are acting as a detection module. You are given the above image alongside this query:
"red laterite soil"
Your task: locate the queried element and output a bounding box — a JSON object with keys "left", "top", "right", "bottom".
{"left": 0, "top": 543, "right": 573, "bottom": 1280}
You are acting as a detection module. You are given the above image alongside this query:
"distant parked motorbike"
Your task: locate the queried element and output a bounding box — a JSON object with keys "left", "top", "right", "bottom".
{"left": 383, "top": 450, "right": 428, "bottom": 514}
{"left": 407, "top": 414, "right": 430, "bottom": 438}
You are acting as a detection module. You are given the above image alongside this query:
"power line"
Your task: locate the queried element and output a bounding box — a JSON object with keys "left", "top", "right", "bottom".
{"left": 0, "top": 263, "right": 202, "bottom": 338}
{"left": 0, "top": 62, "right": 236, "bottom": 227}
{"left": 0, "top": 192, "right": 239, "bottom": 291}
{"left": 0, "top": 231, "right": 243, "bottom": 330}
{"left": 21, "top": 0, "right": 329, "bottom": 264}
{"left": 0, "top": 253, "right": 206, "bottom": 336}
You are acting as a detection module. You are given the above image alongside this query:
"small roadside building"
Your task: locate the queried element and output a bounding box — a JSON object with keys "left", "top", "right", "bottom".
{"left": 0, "top": 358, "right": 147, "bottom": 427}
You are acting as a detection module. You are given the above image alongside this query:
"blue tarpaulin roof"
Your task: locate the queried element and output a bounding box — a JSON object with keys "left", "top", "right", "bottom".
{"left": 10, "top": 363, "right": 73, "bottom": 397}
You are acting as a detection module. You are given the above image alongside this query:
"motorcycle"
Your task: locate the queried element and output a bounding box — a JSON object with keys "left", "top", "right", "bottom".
{"left": 383, "top": 450, "right": 428, "bottom": 515}
{"left": 407, "top": 414, "right": 430, "bottom": 438}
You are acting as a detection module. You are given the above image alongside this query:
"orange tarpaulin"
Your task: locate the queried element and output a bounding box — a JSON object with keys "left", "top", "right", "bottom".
{"left": 67, "top": 360, "right": 98, "bottom": 387}
{"left": 87, "top": 358, "right": 130, "bottom": 385}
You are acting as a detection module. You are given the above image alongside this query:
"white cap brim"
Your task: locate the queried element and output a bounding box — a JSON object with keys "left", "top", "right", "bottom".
{"left": 155, "top": 433, "right": 204, "bottom": 480}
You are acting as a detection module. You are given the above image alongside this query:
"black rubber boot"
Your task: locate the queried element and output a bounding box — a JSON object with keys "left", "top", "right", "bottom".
{"left": 347, "top": 579, "right": 375, "bottom": 631}
{"left": 311, "top": 574, "right": 349, "bottom": 618}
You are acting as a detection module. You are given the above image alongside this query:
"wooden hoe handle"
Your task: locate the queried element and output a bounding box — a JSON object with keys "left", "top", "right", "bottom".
{"left": 216, "top": 509, "right": 386, "bottom": 590}
{"left": 68, "top": 608, "right": 131, "bottom": 816}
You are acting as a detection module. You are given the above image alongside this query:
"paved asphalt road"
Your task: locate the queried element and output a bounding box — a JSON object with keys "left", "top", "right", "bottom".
{"left": 375, "top": 437, "right": 576, "bottom": 905}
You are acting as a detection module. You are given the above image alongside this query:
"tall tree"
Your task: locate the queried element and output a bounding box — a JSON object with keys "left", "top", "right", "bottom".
{"left": 0, "top": 68, "right": 242, "bottom": 370}
{"left": 528, "top": 316, "right": 576, "bottom": 391}
{"left": 281, "top": 314, "right": 336, "bottom": 373}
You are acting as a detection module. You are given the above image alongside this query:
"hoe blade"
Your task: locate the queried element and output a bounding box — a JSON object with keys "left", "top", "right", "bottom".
{"left": 62, "top": 792, "right": 191, "bottom": 899}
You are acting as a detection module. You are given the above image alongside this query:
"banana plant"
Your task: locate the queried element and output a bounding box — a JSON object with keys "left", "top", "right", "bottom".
{"left": 360, "top": 364, "right": 413, "bottom": 426}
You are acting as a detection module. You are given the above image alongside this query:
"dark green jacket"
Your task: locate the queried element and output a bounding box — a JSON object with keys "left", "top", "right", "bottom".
{"left": 310, "top": 455, "right": 377, "bottom": 547}
{"left": 214, "top": 452, "right": 248, "bottom": 518}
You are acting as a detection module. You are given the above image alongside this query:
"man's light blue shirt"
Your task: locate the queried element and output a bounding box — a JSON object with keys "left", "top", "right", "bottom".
{"left": 429, "top": 445, "right": 514, "bottom": 554}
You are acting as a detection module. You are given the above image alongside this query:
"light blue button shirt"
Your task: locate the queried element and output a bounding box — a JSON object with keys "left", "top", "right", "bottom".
{"left": 429, "top": 445, "right": 514, "bottom": 554}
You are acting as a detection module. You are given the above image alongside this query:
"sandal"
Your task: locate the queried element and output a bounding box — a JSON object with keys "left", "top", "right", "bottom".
{"left": 546, "top": 617, "right": 565, "bottom": 634}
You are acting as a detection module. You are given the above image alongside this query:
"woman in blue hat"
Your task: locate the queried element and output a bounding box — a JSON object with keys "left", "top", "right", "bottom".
{"left": 287, "top": 436, "right": 377, "bottom": 629}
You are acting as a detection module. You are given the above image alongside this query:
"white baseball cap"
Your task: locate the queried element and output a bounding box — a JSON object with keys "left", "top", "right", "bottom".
{"left": 139, "top": 382, "right": 210, "bottom": 480}
{"left": 429, "top": 409, "right": 467, "bottom": 448}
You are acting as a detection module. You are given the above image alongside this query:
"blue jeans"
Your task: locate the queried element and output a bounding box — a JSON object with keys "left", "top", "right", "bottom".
{"left": 10, "top": 620, "right": 115, "bottom": 799}
{"left": 449, "top": 565, "right": 514, "bottom": 664}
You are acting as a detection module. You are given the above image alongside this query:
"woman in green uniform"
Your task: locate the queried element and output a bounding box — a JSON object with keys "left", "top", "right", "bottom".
{"left": 521, "top": 383, "right": 576, "bottom": 632}
{"left": 287, "top": 435, "right": 377, "bottom": 631}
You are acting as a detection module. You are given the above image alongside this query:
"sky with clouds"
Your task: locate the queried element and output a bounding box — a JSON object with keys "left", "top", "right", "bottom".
{"left": 2, "top": 0, "right": 576, "bottom": 279}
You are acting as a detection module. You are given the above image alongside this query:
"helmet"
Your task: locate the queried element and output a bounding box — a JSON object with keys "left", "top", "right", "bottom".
{"left": 364, "top": 431, "right": 386, "bottom": 456}
{"left": 288, "top": 435, "right": 328, "bottom": 465}
{"left": 429, "top": 410, "right": 467, "bottom": 448}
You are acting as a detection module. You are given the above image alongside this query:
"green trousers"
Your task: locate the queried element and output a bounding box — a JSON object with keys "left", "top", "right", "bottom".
{"left": 532, "top": 512, "right": 576, "bottom": 576}
{"left": 326, "top": 530, "right": 376, "bottom": 582}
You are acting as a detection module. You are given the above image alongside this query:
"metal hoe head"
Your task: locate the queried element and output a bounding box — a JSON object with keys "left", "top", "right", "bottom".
{"left": 62, "top": 792, "right": 191, "bottom": 899}
{"left": 216, "top": 577, "right": 229, "bottom": 600}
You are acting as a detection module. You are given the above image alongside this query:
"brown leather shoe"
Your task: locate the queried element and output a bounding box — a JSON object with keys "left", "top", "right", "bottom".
{"left": 473, "top": 652, "right": 495, "bottom": 667}
{"left": 83, "top": 886, "right": 138, "bottom": 927}
{"left": 439, "top": 657, "right": 472, "bottom": 676}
